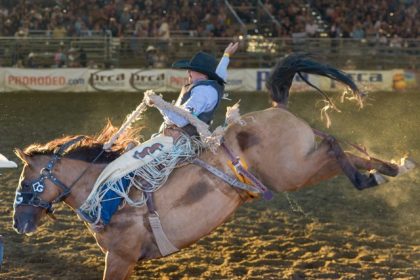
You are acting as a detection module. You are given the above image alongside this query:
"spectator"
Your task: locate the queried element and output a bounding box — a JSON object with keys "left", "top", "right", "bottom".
{"left": 145, "top": 45, "right": 157, "bottom": 68}
{"left": 52, "top": 24, "right": 67, "bottom": 38}
{"left": 54, "top": 46, "right": 67, "bottom": 68}
{"left": 351, "top": 22, "right": 365, "bottom": 39}
{"left": 67, "top": 47, "right": 79, "bottom": 67}
{"left": 26, "top": 52, "right": 37, "bottom": 68}
{"left": 390, "top": 33, "right": 403, "bottom": 48}
{"left": 106, "top": 17, "right": 121, "bottom": 37}
{"left": 79, "top": 48, "right": 87, "bottom": 67}
{"left": 305, "top": 18, "right": 318, "bottom": 37}
{"left": 158, "top": 17, "right": 170, "bottom": 40}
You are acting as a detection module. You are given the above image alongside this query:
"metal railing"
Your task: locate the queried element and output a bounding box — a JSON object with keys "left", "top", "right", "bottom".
{"left": 0, "top": 36, "right": 418, "bottom": 70}
{"left": 224, "top": 0, "right": 247, "bottom": 34}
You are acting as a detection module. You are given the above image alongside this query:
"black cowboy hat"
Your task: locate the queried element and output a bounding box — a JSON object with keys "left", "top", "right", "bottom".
{"left": 172, "top": 52, "right": 225, "bottom": 84}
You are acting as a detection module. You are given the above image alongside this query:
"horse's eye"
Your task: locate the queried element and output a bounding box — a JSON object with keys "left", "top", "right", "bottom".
{"left": 20, "top": 182, "right": 30, "bottom": 190}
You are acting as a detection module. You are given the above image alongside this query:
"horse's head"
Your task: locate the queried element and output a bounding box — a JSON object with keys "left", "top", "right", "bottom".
{"left": 13, "top": 150, "right": 56, "bottom": 234}
{"left": 12, "top": 136, "right": 89, "bottom": 235}
{"left": 11, "top": 123, "right": 140, "bottom": 235}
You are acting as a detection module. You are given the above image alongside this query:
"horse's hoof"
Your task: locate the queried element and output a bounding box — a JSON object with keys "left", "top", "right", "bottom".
{"left": 398, "top": 157, "right": 416, "bottom": 175}
{"left": 372, "top": 171, "right": 388, "bottom": 185}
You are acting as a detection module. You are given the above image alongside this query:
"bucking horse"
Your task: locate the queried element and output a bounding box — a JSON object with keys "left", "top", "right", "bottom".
{"left": 12, "top": 54, "right": 415, "bottom": 279}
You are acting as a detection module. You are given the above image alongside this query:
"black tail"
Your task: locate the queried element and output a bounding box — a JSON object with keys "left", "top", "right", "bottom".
{"left": 266, "top": 53, "right": 362, "bottom": 106}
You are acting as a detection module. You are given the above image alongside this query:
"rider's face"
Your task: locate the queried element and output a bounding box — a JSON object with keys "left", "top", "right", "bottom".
{"left": 187, "top": 70, "right": 207, "bottom": 83}
{"left": 187, "top": 70, "right": 192, "bottom": 83}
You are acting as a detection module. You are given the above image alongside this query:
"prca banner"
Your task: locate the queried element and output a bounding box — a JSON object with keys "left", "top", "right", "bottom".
{"left": 2, "top": 68, "right": 88, "bottom": 92}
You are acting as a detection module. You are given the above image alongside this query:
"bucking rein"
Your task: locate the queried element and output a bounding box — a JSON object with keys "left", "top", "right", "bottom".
{"left": 73, "top": 90, "right": 271, "bottom": 256}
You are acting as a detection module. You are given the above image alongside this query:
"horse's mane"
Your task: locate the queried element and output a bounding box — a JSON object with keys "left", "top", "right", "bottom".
{"left": 23, "top": 121, "right": 141, "bottom": 163}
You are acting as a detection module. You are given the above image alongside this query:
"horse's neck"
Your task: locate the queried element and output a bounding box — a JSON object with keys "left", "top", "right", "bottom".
{"left": 64, "top": 162, "right": 107, "bottom": 210}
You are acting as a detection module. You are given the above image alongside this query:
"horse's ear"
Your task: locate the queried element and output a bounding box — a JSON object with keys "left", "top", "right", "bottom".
{"left": 14, "top": 148, "right": 31, "bottom": 164}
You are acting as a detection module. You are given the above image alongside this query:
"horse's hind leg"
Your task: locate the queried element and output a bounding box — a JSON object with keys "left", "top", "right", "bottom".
{"left": 347, "top": 154, "right": 415, "bottom": 177}
{"left": 321, "top": 136, "right": 393, "bottom": 189}
{"left": 302, "top": 153, "right": 386, "bottom": 188}
{"left": 304, "top": 137, "right": 412, "bottom": 190}
{"left": 346, "top": 154, "right": 399, "bottom": 176}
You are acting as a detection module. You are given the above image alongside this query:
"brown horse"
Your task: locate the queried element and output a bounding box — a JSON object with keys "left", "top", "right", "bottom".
{"left": 12, "top": 55, "right": 414, "bottom": 279}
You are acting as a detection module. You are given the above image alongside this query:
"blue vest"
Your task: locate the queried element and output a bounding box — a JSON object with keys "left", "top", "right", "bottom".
{"left": 178, "top": 80, "right": 224, "bottom": 126}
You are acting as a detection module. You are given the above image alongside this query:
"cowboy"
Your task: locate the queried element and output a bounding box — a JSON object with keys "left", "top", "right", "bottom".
{"left": 154, "top": 42, "right": 238, "bottom": 137}
{"left": 78, "top": 43, "right": 239, "bottom": 229}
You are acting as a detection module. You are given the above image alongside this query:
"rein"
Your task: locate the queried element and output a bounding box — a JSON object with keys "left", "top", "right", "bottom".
{"left": 15, "top": 136, "right": 104, "bottom": 216}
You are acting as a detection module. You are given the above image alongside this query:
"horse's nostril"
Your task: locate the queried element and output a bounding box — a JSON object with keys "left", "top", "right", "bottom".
{"left": 13, "top": 217, "right": 18, "bottom": 229}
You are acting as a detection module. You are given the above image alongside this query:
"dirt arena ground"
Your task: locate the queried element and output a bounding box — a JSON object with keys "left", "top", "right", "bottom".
{"left": 0, "top": 91, "right": 418, "bottom": 279}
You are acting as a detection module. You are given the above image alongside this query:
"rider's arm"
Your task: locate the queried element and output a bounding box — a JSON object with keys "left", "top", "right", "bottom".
{"left": 215, "top": 55, "right": 229, "bottom": 82}
{"left": 216, "top": 42, "right": 238, "bottom": 82}
{"left": 161, "top": 85, "right": 218, "bottom": 127}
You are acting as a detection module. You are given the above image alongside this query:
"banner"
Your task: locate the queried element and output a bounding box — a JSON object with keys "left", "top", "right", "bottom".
{"left": 2, "top": 68, "right": 88, "bottom": 92}
{"left": 318, "top": 70, "right": 402, "bottom": 92}
{"left": 254, "top": 69, "right": 321, "bottom": 92}
{"left": 0, "top": 68, "right": 416, "bottom": 93}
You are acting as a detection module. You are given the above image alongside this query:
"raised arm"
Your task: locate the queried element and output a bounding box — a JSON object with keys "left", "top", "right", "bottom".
{"left": 216, "top": 42, "right": 239, "bottom": 82}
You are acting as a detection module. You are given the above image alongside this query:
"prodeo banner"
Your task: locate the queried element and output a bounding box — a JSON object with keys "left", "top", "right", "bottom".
{"left": 0, "top": 68, "right": 415, "bottom": 93}
{"left": 2, "top": 68, "right": 88, "bottom": 92}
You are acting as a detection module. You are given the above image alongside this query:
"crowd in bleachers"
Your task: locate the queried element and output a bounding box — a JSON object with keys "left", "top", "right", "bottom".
{"left": 0, "top": 0, "right": 418, "bottom": 40}
{"left": 0, "top": 0, "right": 417, "bottom": 69}
{"left": 0, "top": 0, "right": 238, "bottom": 39}
{"left": 0, "top": 0, "right": 418, "bottom": 67}
{"left": 262, "top": 0, "right": 320, "bottom": 38}
{"left": 312, "top": 0, "right": 419, "bottom": 43}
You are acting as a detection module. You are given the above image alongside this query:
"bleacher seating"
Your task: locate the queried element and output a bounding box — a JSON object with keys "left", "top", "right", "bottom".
{"left": 0, "top": 0, "right": 418, "bottom": 69}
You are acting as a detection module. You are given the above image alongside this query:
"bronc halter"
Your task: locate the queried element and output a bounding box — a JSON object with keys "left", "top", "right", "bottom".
{"left": 14, "top": 136, "right": 95, "bottom": 215}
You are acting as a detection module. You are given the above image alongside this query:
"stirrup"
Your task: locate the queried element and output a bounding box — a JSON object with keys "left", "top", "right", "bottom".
{"left": 76, "top": 209, "right": 97, "bottom": 224}
{"left": 76, "top": 209, "right": 105, "bottom": 232}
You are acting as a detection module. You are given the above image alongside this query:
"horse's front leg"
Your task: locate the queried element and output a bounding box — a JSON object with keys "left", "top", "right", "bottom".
{"left": 103, "top": 251, "right": 136, "bottom": 280}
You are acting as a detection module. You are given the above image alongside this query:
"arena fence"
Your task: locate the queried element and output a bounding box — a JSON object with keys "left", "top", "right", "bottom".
{"left": 0, "top": 36, "right": 419, "bottom": 70}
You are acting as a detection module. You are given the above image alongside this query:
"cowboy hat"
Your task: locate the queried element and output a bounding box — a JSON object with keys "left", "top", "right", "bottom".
{"left": 172, "top": 52, "right": 225, "bottom": 84}
{"left": 146, "top": 45, "right": 156, "bottom": 52}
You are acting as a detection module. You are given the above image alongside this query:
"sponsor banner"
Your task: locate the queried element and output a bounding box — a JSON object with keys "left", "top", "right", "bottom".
{"left": 167, "top": 69, "right": 252, "bottom": 92}
{"left": 255, "top": 69, "right": 321, "bottom": 92}
{"left": 227, "top": 69, "right": 254, "bottom": 92}
{"left": 2, "top": 68, "right": 88, "bottom": 92}
{"left": 167, "top": 70, "right": 189, "bottom": 90}
{"left": 401, "top": 70, "right": 418, "bottom": 91}
{"left": 88, "top": 69, "right": 131, "bottom": 92}
{"left": 0, "top": 69, "right": 4, "bottom": 92}
{"left": 0, "top": 68, "right": 416, "bottom": 93}
{"left": 129, "top": 69, "right": 167, "bottom": 91}
{"left": 319, "top": 70, "right": 399, "bottom": 92}
{"left": 88, "top": 69, "right": 168, "bottom": 92}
